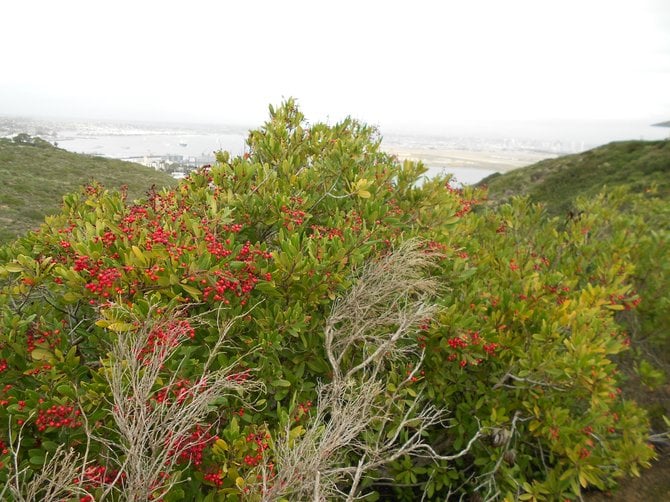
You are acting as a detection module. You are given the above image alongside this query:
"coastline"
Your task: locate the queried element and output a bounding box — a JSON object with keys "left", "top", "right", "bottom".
{"left": 383, "top": 147, "right": 555, "bottom": 174}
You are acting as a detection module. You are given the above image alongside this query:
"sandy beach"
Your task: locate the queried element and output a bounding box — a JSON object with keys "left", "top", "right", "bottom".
{"left": 383, "top": 146, "right": 554, "bottom": 174}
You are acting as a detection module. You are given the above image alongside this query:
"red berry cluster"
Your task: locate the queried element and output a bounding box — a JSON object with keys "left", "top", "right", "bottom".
{"left": 608, "top": 292, "right": 642, "bottom": 310}
{"left": 25, "top": 324, "right": 62, "bottom": 352}
{"left": 153, "top": 378, "right": 198, "bottom": 405}
{"left": 146, "top": 226, "right": 174, "bottom": 249}
{"left": 385, "top": 198, "right": 404, "bottom": 218}
{"left": 420, "top": 240, "right": 448, "bottom": 255}
{"left": 84, "top": 183, "right": 103, "bottom": 197}
{"left": 168, "top": 425, "right": 216, "bottom": 467}
{"left": 280, "top": 201, "right": 306, "bottom": 229}
{"left": 309, "top": 224, "right": 344, "bottom": 241}
{"left": 139, "top": 320, "right": 195, "bottom": 363}
{"left": 202, "top": 243, "right": 272, "bottom": 305}
{"left": 530, "top": 252, "right": 551, "bottom": 270}
{"left": 74, "top": 464, "right": 124, "bottom": 491}
{"left": 445, "top": 182, "right": 482, "bottom": 217}
{"left": 119, "top": 205, "right": 149, "bottom": 238}
{"left": 26, "top": 363, "right": 53, "bottom": 376}
{"left": 203, "top": 469, "right": 225, "bottom": 487}
{"left": 35, "top": 403, "right": 82, "bottom": 432}
{"left": 447, "top": 336, "right": 469, "bottom": 350}
{"left": 146, "top": 471, "right": 172, "bottom": 500}
{"left": 444, "top": 330, "right": 499, "bottom": 367}
{"left": 73, "top": 254, "right": 123, "bottom": 299}
{"left": 204, "top": 231, "right": 233, "bottom": 258}
{"left": 93, "top": 230, "right": 117, "bottom": 248}
{"left": 405, "top": 366, "right": 426, "bottom": 383}
{"left": 293, "top": 400, "right": 313, "bottom": 422}
{"left": 84, "top": 267, "right": 121, "bottom": 297}
{"left": 0, "top": 384, "right": 13, "bottom": 406}
{"left": 243, "top": 431, "right": 271, "bottom": 467}
{"left": 345, "top": 210, "right": 364, "bottom": 231}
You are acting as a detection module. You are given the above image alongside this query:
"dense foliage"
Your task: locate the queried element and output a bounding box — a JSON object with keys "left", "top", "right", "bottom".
{"left": 482, "top": 142, "right": 670, "bottom": 432}
{"left": 0, "top": 101, "right": 660, "bottom": 500}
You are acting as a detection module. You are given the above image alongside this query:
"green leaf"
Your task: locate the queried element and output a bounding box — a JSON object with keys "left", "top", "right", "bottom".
{"left": 29, "top": 455, "right": 45, "bottom": 466}
{"left": 41, "top": 441, "right": 59, "bottom": 453}
{"left": 181, "top": 284, "right": 202, "bottom": 300}
{"left": 57, "top": 384, "right": 76, "bottom": 399}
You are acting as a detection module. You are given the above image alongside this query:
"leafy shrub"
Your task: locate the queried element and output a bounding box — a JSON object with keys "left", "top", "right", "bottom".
{"left": 0, "top": 100, "right": 656, "bottom": 500}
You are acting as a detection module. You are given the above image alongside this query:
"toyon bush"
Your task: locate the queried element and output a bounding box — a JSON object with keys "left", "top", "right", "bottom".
{"left": 0, "top": 100, "right": 659, "bottom": 501}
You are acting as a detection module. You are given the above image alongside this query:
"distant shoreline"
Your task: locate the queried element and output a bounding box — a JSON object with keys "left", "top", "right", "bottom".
{"left": 383, "top": 146, "right": 555, "bottom": 174}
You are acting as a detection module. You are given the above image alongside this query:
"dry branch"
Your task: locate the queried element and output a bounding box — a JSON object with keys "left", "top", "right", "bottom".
{"left": 98, "top": 304, "right": 261, "bottom": 500}
{"left": 262, "top": 240, "right": 483, "bottom": 501}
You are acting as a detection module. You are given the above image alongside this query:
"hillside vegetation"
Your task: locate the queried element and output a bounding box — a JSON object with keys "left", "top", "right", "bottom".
{"left": 0, "top": 102, "right": 664, "bottom": 501}
{"left": 0, "top": 135, "right": 176, "bottom": 242}
{"left": 481, "top": 140, "right": 670, "bottom": 499}
{"left": 480, "top": 140, "right": 670, "bottom": 216}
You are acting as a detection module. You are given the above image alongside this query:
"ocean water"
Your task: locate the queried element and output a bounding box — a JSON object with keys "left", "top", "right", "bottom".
{"left": 2, "top": 116, "right": 667, "bottom": 186}
{"left": 57, "top": 132, "right": 247, "bottom": 160}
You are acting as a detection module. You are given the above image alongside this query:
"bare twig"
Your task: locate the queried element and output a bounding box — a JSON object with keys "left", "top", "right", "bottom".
{"left": 98, "top": 304, "right": 262, "bottom": 501}
{"left": 260, "top": 240, "right": 484, "bottom": 500}
{"left": 2, "top": 416, "right": 94, "bottom": 502}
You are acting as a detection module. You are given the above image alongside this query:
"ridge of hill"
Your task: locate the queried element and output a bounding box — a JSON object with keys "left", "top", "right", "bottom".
{"left": 479, "top": 140, "right": 670, "bottom": 213}
{"left": 0, "top": 136, "right": 177, "bottom": 243}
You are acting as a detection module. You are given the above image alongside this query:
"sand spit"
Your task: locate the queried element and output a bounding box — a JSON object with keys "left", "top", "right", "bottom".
{"left": 384, "top": 147, "right": 554, "bottom": 174}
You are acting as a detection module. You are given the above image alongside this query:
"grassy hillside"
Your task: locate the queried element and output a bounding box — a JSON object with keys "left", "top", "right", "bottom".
{"left": 0, "top": 136, "right": 177, "bottom": 243}
{"left": 479, "top": 140, "right": 670, "bottom": 215}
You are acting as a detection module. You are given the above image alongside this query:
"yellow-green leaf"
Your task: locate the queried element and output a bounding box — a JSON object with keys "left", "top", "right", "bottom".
{"left": 31, "top": 348, "right": 55, "bottom": 362}
{"left": 107, "top": 322, "right": 136, "bottom": 332}
{"left": 3, "top": 263, "right": 23, "bottom": 273}
{"left": 212, "top": 438, "right": 229, "bottom": 456}
{"left": 131, "top": 245, "right": 147, "bottom": 265}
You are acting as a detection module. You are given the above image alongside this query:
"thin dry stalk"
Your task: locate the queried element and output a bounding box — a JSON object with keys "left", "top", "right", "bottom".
{"left": 1, "top": 418, "right": 93, "bottom": 502}
{"left": 325, "top": 239, "right": 440, "bottom": 381}
{"left": 261, "top": 240, "right": 483, "bottom": 501}
{"left": 99, "top": 305, "right": 261, "bottom": 501}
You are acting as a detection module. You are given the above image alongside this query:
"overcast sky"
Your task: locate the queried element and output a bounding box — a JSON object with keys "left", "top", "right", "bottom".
{"left": 1, "top": 0, "right": 669, "bottom": 132}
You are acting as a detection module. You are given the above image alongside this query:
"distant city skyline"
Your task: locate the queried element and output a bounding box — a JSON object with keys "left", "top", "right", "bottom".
{"left": 2, "top": 0, "right": 669, "bottom": 133}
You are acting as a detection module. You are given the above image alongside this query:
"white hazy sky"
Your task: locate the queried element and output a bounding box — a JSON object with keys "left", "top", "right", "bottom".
{"left": 1, "top": 0, "right": 669, "bottom": 131}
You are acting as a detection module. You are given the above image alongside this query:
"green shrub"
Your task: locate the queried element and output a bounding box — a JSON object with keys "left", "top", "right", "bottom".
{"left": 0, "top": 100, "right": 656, "bottom": 500}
